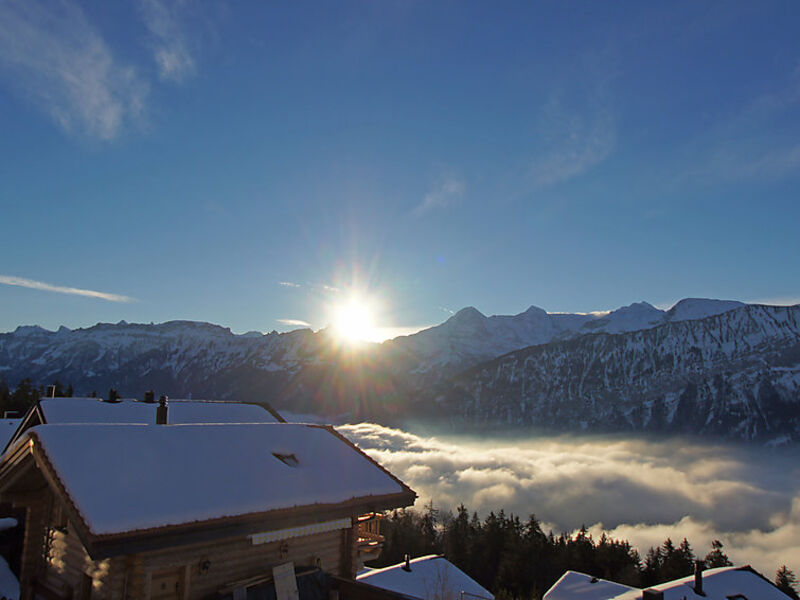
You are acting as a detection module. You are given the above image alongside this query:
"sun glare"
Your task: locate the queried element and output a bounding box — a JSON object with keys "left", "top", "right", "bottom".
{"left": 332, "top": 295, "right": 378, "bottom": 344}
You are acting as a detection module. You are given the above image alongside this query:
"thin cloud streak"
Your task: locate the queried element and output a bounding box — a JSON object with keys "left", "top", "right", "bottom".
{"left": 137, "top": 0, "right": 197, "bottom": 82}
{"left": 678, "top": 64, "right": 800, "bottom": 183}
{"left": 276, "top": 318, "right": 311, "bottom": 328}
{"left": 0, "top": 0, "right": 147, "bottom": 140}
{"left": 0, "top": 275, "right": 134, "bottom": 303}
{"left": 414, "top": 177, "right": 465, "bottom": 216}
{"left": 529, "top": 94, "right": 615, "bottom": 187}
{"left": 748, "top": 296, "right": 800, "bottom": 307}
{"left": 279, "top": 281, "right": 302, "bottom": 288}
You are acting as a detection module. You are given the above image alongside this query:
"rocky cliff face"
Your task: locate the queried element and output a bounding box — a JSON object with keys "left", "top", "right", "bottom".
{"left": 1, "top": 301, "right": 798, "bottom": 442}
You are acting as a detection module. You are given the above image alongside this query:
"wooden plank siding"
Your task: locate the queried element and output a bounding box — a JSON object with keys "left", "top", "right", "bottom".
{"left": 39, "top": 505, "right": 113, "bottom": 600}
{"left": 31, "top": 521, "right": 356, "bottom": 599}
{"left": 19, "top": 494, "right": 47, "bottom": 600}
{"left": 132, "top": 527, "right": 346, "bottom": 599}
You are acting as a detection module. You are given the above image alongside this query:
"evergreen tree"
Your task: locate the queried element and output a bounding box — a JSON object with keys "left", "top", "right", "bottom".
{"left": 420, "top": 500, "right": 440, "bottom": 555}
{"left": 703, "top": 540, "right": 732, "bottom": 568}
{"left": 7, "top": 378, "right": 39, "bottom": 415}
{"left": 776, "top": 566, "right": 800, "bottom": 600}
{"left": 641, "top": 546, "right": 663, "bottom": 587}
{"left": 0, "top": 377, "right": 10, "bottom": 416}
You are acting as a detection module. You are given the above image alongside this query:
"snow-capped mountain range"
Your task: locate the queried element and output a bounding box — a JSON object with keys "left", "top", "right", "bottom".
{"left": 1, "top": 298, "right": 798, "bottom": 443}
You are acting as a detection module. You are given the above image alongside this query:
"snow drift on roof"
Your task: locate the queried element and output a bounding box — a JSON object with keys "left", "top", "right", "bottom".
{"left": 25, "top": 423, "right": 407, "bottom": 535}
{"left": 357, "top": 555, "right": 494, "bottom": 600}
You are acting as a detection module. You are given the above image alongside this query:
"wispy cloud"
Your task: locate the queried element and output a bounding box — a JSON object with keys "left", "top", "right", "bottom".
{"left": 748, "top": 296, "right": 800, "bottom": 307}
{"left": 279, "top": 281, "right": 302, "bottom": 288}
{"left": 681, "top": 63, "right": 800, "bottom": 183}
{"left": 277, "top": 318, "right": 311, "bottom": 328}
{"left": 413, "top": 177, "right": 465, "bottom": 216}
{"left": 0, "top": 0, "right": 147, "bottom": 140}
{"left": 529, "top": 93, "right": 616, "bottom": 187}
{"left": 137, "top": 0, "right": 197, "bottom": 82}
{"left": 0, "top": 275, "right": 134, "bottom": 302}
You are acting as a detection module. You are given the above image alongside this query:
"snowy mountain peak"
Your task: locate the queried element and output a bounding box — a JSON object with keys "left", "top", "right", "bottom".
{"left": 13, "top": 325, "right": 48, "bottom": 336}
{"left": 448, "top": 306, "right": 486, "bottom": 324}
{"left": 667, "top": 298, "right": 745, "bottom": 321}
{"left": 521, "top": 305, "right": 549, "bottom": 318}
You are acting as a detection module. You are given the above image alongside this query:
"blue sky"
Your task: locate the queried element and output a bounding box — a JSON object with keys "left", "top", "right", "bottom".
{"left": 1, "top": 1, "right": 799, "bottom": 337}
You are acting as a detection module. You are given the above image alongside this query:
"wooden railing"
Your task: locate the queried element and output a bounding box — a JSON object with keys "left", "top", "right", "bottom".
{"left": 356, "top": 513, "right": 385, "bottom": 563}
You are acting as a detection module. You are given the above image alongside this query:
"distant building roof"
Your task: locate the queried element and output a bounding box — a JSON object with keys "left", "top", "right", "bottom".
{"left": 544, "top": 566, "right": 792, "bottom": 600}
{"left": 0, "top": 422, "right": 416, "bottom": 557}
{"left": 357, "top": 555, "right": 494, "bottom": 600}
{"left": 543, "top": 571, "right": 636, "bottom": 600}
{"left": 37, "top": 396, "right": 281, "bottom": 425}
{"left": 0, "top": 419, "right": 21, "bottom": 451}
{"left": 3, "top": 396, "right": 284, "bottom": 451}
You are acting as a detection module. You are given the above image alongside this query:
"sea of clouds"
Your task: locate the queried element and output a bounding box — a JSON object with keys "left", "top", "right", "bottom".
{"left": 338, "top": 422, "right": 800, "bottom": 577}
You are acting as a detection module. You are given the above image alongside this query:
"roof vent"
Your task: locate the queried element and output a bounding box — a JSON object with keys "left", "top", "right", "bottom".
{"left": 105, "top": 388, "right": 121, "bottom": 403}
{"left": 272, "top": 452, "right": 298, "bottom": 467}
{"left": 143, "top": 390, "right": 156, "bottom": 404}
{"left": 402, "top": 554, "right": 411, "bottom": 572}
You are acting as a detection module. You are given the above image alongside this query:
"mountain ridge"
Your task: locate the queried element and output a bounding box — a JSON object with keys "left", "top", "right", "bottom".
{"left": 1, "top": 298, "right": 798, "bottom": 443}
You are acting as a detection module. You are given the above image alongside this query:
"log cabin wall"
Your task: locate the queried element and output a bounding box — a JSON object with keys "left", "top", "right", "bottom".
{"left": 125, "top": 525, "right": 350, "bottom": 599}
{"left": 18, "top": 490, "right": 47, "bottom": 600}
{"left": 39, "top": 502, "right": 113, "bottom": 600}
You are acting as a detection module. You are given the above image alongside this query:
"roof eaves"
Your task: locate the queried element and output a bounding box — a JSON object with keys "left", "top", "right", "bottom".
{"left": 89, "top": 490, "right": 416, "bottom": 559}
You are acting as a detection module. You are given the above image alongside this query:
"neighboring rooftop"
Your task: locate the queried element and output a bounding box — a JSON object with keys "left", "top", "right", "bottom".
{"left": 36, "top": 396, "right": 281, "bottom": 425}
{"left": 7, "top": 422, "right": 414, "bottom": 536}
{"left": 3, "top": 396, "right": 284, "bottom": 452}
{"left": 0, "top": 419, "right": 21, "bottom": 451}
{"left": 543, "top": 571, "right": 636, "bottom": 600}
{"left": 543, "top": 566, "right": 792, "bottom": 600}
{"left": 357, "top": 555, "right": 494, "bottom": 600}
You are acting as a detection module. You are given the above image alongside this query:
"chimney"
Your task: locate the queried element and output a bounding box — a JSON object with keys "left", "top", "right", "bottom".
{"left": 156, "top": 395, "right": 168, "bottom": 425}
{"left": 642, "top": 590, "right": 663, "bottom": 600}
{"left": 143, "top": 390, "right": 155, "bottom": 404}
{"left": 694, "top": 560, "right": 705, "bottom": 596}
{"left": 46, "top": 385, "right": 56, "bottom": 398}
{"left": 401, "top": 554, "right": 411, "bottom": 572}
{"left": 106, "top": 388, "right": 121, "bottom": 403}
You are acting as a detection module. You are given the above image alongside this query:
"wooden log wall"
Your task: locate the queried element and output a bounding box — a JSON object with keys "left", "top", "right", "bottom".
{"left": 122, "top": 526, "right": 348, "bottom": 599}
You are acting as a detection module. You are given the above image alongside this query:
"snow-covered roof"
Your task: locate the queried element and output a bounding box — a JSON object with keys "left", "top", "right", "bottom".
{"left": 36, "top": 397, "right": 280, "bottom": 425}
{"left": 542, "top": 571, "right": 636, "bottom": 600}
{"left": 357, "top": 555, "right": 494, "bottom": 600}
{"left": 616, "top": 566, "right": 790, "bottom": 600}
{"left": 14, "top": 423, "right": 414, "bottom": 536}
{"left": 0, "top": 419, "right": 21, "bottom": 450}
{"left": 543, "top": 566, "right": 790, "bottom": 600}
{"left": 0, "top": 555, "right": 19, "bottom": 600}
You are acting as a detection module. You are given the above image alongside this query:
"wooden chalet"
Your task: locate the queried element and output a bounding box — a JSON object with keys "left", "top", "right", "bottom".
{"left": 0, "top": 422, "right": 416, "bottom": 599}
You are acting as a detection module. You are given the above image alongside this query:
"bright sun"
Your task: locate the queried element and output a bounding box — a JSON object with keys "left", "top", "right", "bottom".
{"left": 332, "top": 296, "right": 378, "bottom": 344}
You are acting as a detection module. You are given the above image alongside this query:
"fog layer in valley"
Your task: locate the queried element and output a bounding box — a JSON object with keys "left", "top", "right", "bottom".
{"left": 339, "top": 423, "right": 800, "bottom": 576}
